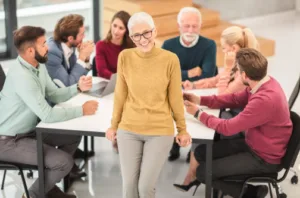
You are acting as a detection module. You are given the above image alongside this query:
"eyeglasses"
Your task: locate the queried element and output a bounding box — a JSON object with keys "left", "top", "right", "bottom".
{"left": 131, "top": 29, "right": 153, "bottom": 42}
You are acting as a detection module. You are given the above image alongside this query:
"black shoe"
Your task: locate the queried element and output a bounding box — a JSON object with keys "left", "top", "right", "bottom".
{"left": 173, "top": 180, "right": 201, "bottom": 192}
{"left": 186, "top": 150, "right": 191, "bottom": 163}
{"left": 69, "top": 164, "right": 87, "bottom": 180}
{"left": 74, "top": 148, "right": 94, "bottom": 159}
{"left": 47, "top": 185, "right": 76, "bottom": 198}
{"left": 243, "top": 185, "right": 268, "bottom": 198}
{"left": 168, "top": 141, "right": 180, "bottom": 161}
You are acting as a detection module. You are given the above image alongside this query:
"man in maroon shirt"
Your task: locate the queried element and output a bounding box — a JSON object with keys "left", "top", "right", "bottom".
{"left": 183, "top": 48, "right": 292, "bottom": 198}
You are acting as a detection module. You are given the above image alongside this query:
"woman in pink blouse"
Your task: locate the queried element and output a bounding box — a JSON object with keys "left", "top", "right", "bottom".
{"left": 95, "top": 11, "right": 135, "bottom": 79}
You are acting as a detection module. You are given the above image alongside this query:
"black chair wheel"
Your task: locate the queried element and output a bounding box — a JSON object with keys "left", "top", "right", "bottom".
{"left": 27, "top": 171, "right": 33, "bottom": 179}
{"left": 291, "top": 175, "right": 298, "bottom": 184}
{"left": 279, "top": 193, "right": 287, "bottom": 198}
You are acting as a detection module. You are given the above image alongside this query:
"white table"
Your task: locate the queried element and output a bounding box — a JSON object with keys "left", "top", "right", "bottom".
{"left": 36, "top": 80, "right": 219, "bottom": 198}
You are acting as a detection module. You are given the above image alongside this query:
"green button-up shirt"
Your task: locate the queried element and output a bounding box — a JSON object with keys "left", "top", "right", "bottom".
{"left": 0, "top": 56, "right": 83, "bottom": 136}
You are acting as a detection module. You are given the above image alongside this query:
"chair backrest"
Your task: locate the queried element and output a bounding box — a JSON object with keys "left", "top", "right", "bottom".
{"left": 92, "top": 57, "right": 97, "bottom": 77}
{"left": 288, "top": 75, "right": 300, "bottom": 110}
{"left": 0, "top": 64, "right": 6, "bottom": 91}
{"left": 281, "top": 111, "right": 300, "bottom": 169}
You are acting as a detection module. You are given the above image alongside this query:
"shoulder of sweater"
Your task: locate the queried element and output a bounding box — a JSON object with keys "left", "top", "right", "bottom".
{"left": 162, "top": 36, "right": 180, "bottom": 46}
{"left": 198, "top": 35, "right": 216, "bottom": 48}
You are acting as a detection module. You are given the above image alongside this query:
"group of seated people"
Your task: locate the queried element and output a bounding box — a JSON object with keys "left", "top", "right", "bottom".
{"left": 0, "top": 5, "right": 293, "bottom": 198}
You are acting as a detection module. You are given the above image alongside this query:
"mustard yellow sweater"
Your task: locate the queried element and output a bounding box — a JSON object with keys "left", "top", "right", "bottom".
{"left": 110, "top": 46, "right": 187, "bottom": 136}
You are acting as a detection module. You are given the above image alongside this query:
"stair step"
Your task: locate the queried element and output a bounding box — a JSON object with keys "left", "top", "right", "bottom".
{"left": 103, "top": 7, "right": 220, "bottom": 37}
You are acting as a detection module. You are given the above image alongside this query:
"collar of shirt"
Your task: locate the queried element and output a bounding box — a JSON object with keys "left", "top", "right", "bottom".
{"left": 179, "top": 35, "right": 199, "bottom": 48}
{"left": 250, "top": 75, "right": 271, "bottom": 94}
{"left": 61, "top": 42, "right": 74, "bottom": 64}
{"left": 17, "top": 56, "right": 40, "bottom": 77}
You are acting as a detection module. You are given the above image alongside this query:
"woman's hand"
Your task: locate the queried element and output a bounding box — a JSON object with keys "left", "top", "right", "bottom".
{"left": 176, "top": 133, "right": 192, "bottom": 147}
{"left": 106, "top": 128, "right": 117, "bottom": 141}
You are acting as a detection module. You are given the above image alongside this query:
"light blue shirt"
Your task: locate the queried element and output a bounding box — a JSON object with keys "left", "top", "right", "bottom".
{"left": 0, "top": 56, "right": 82, "bottom": 136}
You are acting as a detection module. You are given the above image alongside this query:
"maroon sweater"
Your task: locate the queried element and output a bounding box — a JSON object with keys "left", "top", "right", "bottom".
{"left": 199, "top": 77, "right": 292, "bottom": 164}
{"left": 95, "top": 40, "right": 122, "bottom": 79}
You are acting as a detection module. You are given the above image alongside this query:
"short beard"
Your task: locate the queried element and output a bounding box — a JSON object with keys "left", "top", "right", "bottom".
{"left": 35, "top": 50, "right": 48, "bottom": 64}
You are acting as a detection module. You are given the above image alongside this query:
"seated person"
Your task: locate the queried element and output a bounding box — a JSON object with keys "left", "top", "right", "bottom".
{"left": 95, "top": 10, "right": 135, "bottom": 79}
{"left": 0, "top": 26, "right": 98, "bottom": 198}
{"left": 162, "top": 7, "right": 217, "bottom": 162}
{"left": 182, "top": 26, "right": 259, "bottom": 93}
{"left": 46, "top": 14, "right": 94, "bottom": 87}
{"left": 182, "top": 48, "right": 292, "bottom": 198}
{"left": 95, "top": 11, "right": 135, "bottom": 152}
{"left": 46, "top": 14, "right": 95, "bottom": 179}
{"left": 174, "top": 26, "right": 257, "bottom": 189}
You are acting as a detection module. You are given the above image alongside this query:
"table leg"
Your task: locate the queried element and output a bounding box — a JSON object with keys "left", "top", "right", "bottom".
{"left": 37, "top": 131, "right": 46, "bottom": 198}
{"left": 91, "top": 136, "right": 95, "bottom": 153}
{"left": 205, "top": 142, "right": 213, "bottom": 198}
{"left": 84, "top": 136, "right": 88, "bottom": 160}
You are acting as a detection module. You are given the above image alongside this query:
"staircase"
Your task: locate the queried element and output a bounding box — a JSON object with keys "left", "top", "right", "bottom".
{"left": 102, "top": 0, "right": 275, "bottom": 67}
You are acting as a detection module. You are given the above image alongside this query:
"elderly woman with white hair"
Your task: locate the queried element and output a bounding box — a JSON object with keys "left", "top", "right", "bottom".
{"left": 105, "top": 12, "right": 191, "bottom": 198}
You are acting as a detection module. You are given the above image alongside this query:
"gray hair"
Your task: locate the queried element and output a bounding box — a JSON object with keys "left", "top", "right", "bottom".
{"left": 127, "top": 12, "right": 155, "bottom": 35}
{"left": 177, "top": 7, "right": 202, "bottom": 25}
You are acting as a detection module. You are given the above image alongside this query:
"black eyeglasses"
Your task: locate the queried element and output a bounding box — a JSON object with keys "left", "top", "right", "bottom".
{"left": 131, "top": 29, "right": 154, "bottom": 42}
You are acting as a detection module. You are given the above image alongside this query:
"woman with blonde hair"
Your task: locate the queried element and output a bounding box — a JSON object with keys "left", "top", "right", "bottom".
{"left": 182, "top": 26, "right": 259, "bottom": 95}
{"left": 175, "top": 26, "right": 259, "bottom": 193}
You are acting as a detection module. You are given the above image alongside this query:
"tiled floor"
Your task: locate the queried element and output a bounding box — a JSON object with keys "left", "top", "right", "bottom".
{"left": 1, "top": 10, "right": 300, "bottom": 198}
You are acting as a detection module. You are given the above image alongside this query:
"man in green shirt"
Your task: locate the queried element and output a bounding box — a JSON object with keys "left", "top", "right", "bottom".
{"left": 0, "top": 26, "right": 98, "bottom": 198}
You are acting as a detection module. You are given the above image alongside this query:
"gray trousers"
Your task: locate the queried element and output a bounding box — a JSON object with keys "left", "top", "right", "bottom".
{"left": 117, "top": 129, "right": 173, "bottom": 198}
{"left": 0, "top": 132, "right": 81, "bottom": 198}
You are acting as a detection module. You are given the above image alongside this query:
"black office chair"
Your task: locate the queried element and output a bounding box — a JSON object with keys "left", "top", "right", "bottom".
{"left": 287, "top": 74, "right": 300, "bottom": 184}
{"left": 217, "top": 111, "right": 300, "bottom": 198}
{"left": 0, "top": 162, "right": 37, "bottom": 198}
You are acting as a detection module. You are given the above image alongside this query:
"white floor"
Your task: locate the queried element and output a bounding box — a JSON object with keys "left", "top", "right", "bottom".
{"left": 1, "top": 10, "right": 300, "bottom": 198}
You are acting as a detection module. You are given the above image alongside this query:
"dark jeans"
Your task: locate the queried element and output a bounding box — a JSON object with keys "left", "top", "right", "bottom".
{"left": 194, "top": 138, "right": 281, "bottom": 198}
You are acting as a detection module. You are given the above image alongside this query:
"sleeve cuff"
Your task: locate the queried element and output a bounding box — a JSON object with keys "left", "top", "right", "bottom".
{"left": 200, "top": 96, "right": 212, "bottom": 106}
{"left": 74, "top": 106, "right": 83, "bottom": 117}
{"left": 70, "top": 84, "right": 79, "bottom": 96}
{"left": 77, "top": 59, "right": 91, "bottom": 70}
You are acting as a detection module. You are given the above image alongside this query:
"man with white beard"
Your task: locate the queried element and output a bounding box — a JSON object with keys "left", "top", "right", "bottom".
{"left": 162, "top": 7, "right": 217, "bottom": 162}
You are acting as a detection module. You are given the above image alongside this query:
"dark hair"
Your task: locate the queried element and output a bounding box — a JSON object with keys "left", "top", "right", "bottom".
{"left": 13, "top": 26, "right": 46, "bottom": 52}
{"left": 236, "top": 48, "right": 268, "bottom": 81}
{"left": 54, "top": 14, "right": 84, "bottom": 42}
{"left": 104, "top": 11, "right": 135, "bottom": 49}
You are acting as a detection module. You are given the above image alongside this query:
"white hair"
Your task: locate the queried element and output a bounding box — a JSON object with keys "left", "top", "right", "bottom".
{"left": 127, "top": 12, "right": 155, "bottom": 34}
{"left": 177, "top": 7, "right": 202, "bottom": 24}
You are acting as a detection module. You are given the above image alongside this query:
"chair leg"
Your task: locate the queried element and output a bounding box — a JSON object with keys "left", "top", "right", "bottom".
{"left": 272, "top": 183, "right": 280, "bottom": 198}
{"left": 213, "top": 189, "right": 219, "bottom": 198}
{"left": 1, "top": 170, "right": 7, "bottom": 190}
{"left": 268, "top": 182, "right": 273, "bottom": 198}
{"left": 19, "top": 168, "right": 30, "bottom": 198}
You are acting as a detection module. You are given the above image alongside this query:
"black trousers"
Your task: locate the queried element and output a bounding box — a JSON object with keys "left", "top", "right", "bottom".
{"left": 194, "top": 138, "right": 281, "bottom": 198}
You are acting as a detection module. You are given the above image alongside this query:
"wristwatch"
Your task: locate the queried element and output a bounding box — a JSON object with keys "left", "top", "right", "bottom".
{"left": 194, "top": 109, "right": 202, "bottom": 119}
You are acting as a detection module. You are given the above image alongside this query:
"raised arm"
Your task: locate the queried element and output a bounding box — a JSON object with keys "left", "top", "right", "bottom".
{"left": 199, "top": 95, "right": 274, "bottom": 136}
{"left": 46, "top": 50, "right": 88, "bottom": 87}
{"left": 200, "top": 88, "right": 249, "bottom": 109}
{"left": 168, "top": 54, "right": 188, "bottom": 135}
{"left": 44, "top": 66, "right": 78, "bottom": 104}
{"left": 16, "top": 75, "right": 82, "bottom": 123}
{"left": 110, "top": 52, "right": 128, "bottom": 130}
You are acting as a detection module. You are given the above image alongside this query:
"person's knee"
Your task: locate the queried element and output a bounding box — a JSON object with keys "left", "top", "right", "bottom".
{"left": 123, "top": 177, "right": 138, "bottom": 191}
{"left": 194, "top": 144, "right": 206, "bottom": 163}
{"left": 138, "top": 181, "right": 155, "bottom": 197}
{"left": 53, "top": 151, "right": 74, "bottom": 175}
